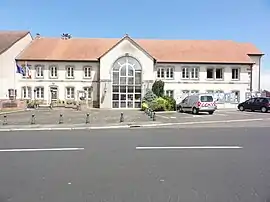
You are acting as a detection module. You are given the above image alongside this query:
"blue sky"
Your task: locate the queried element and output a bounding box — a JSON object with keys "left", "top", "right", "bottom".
{"left": 1, "top": 0, "right": 269, "bottom": 70}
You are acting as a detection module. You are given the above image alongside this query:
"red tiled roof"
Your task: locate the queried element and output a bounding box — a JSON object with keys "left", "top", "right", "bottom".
{"left": 16, "top": 36, "right": 263, "bottom": 64}
{"left": 0, "top": 31, "right": 30, "bottom": 54}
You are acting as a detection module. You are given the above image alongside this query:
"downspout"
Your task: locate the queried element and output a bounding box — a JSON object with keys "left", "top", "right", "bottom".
{"left": 258, "top": 56, "right": 261, "bottom": 91}
{"left": 250, "top": 63, "right": 253, "bottom": 93}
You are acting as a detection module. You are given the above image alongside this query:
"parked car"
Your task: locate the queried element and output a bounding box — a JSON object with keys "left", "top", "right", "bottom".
{"left": 238, "top": 97, "right": 270, "bottom": 113}
{"left": 176, "top": 94, "right": 216, "bottom": 114}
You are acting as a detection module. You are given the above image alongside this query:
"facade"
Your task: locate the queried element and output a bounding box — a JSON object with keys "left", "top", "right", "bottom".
{"left": 0, "top": 31, "right": 32, "bottom": 100}
{"left": 15, "top": 34, "right": 263, "bottom": 109}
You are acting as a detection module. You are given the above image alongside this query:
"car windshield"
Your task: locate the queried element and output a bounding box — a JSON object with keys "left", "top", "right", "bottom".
{"left": 200, "top": 95, "right": 213, "bottom": 102}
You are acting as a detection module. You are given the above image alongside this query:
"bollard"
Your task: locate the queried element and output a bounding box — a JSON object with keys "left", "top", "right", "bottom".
{"left": 31, "top": 114, "right": 36, "bottom": 124}
{"left": 86, "top": 113, "right": 90, "bottom": 124}
{"left": 3, "top": 115, "right": 7, "bottom": 125}
{"left": 147, "top": 108, "right": 150, "bottom": 116}
{"left": 152, "top": 111, "right": 156, "bottom": 121}
{"left": 150, "top": 109, "right": 153, "bottom": 118}
{"left": 59, "top": 113, "right": 64, "bottom": 124}
{"left": 120, "top": 112, "right": 124, "bottom": 122}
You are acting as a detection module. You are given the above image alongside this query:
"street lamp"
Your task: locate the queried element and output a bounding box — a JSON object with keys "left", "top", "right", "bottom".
{"left": 50, "top": 89, "right": 53, "bottom": 109}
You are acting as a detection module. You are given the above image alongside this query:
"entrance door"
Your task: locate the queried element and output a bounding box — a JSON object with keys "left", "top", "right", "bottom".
{"left": 112, "top": 56, "right": 142, "bottom": 108}
{"left": 50, "top": 87, "right": 58, "bottom": 102}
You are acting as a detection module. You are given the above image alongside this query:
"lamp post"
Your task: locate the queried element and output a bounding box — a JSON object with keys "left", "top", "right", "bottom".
{"left": 33, "top": 89, "right": 37, "bottom": 108}
{"left": 50, "top": 89, "right": 53, "bottom": 109}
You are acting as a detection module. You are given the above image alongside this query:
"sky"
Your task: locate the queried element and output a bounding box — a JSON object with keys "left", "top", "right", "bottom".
{"left": 1, "top": 0, "right": 270, "bottom": 88}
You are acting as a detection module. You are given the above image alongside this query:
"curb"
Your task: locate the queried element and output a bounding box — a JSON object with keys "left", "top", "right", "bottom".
{"left": 0, "top": 109, "right": 26, "bottom": 115}
{"left": 0, "top": 118, "right": 268, "bottom": 132}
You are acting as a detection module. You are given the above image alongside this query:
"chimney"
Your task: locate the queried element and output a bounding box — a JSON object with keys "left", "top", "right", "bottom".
{"left": 35, "top": 33, "right": 41, "bottom": 39}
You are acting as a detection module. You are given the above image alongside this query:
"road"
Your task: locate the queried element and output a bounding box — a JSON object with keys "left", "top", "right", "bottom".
{"left": 0, "top": 127, "right": 270, "bottom": 202}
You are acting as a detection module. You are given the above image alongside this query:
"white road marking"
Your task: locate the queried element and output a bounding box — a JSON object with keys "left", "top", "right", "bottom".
{"left": 170, "top": 117, "right": 176, "bottom": 119}
{"left": 136, "top": 146, "right": 243, "bottom": 150}
{"left": 0, "top": 148, "right": 85, "bottom": 152}
{"left": 156, "top": 114, "right": 170, "bottom": 119}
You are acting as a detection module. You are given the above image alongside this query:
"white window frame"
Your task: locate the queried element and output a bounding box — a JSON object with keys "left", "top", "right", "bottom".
{"left": 191, "top": 90, "right": 199, "bottom": 94}
{"left": 83, "top": 87, "right": 92, "bottom": 99}
{"left": 215, "top": 68, "right": 224, "bottom": 80}
{"left": 66, "top": 66, "right": 74, "bottom": 79}
{"left": 22, "top": 65, "right": 32, "bottom": 79}
{"left": 83, "top": 66, "right": 91, "bottom": 79}
{"left": 231, "top": 67, "right": 240, "bottom": 80}
{"left": 182, "top": 67, "right": 189, "bottom": 79}
{"left": 49, "top": 66, "right": 58, "bottom": 78}
{"left": 206, "top": 90, "right": 214, "bottom": 94}
{"left": 35, "top": 87, "right": 44, "bottom": 99}
{"left": 182, "top": 90, "right": 190, "bottom": 94}
{"left": 21, "top": 86, "right": 32, "bottom": 99}
{"left": 35, "top": 65, "right": 44, "bottom": 78}
{"left": 206, "top": 67, "right": 224, "bottom": 80}
{"left": 165, "top": 90, "right": 174, "bottom": 98}
{"left": 66, "top": 87, "right": 75, "bottom": 99}
{"left": 190, "top": 67, "right": 199, "bottom": 79}
{"left": 157, "top": 66, "right": 174, "bottom": 79}
{"left": 182, "top": 66, "right": 200, "bottom": 80}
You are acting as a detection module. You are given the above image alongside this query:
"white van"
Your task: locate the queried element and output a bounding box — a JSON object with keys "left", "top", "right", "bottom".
{"left": 177, "top": 94, "right": 217, "bottom": 114}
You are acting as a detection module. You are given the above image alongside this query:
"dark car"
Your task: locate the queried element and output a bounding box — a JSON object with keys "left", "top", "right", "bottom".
{"left": 238, "top": 97, "right": 270, "bottom": 113}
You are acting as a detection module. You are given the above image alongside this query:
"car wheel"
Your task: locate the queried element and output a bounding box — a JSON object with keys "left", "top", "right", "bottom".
{"left": 261, "top": 106, "right": 268, "bottom": 113}
{"left": 208, "top": 111, "right": 214, "bottom": 115}
{"left": 239, "top": 106, "right": 244, "bottom": 111}
{"left": 179, "top": 106, "right": 183, "bottom": 113}
{"left": 192, "top": 107, "right": 199, "bottom": 114}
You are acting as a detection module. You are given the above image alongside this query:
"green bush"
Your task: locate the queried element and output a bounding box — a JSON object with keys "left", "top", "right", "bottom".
{"left": 163, "top": 96, "right": 176, "bottom": 111}
{"left": 141, "top": 102, "right": 149, "bottom": 111}
{"left": 152, "top": 80, "right": 164, "bottom": 97}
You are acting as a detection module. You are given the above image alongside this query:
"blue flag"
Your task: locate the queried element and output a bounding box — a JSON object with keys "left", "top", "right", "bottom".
{"left": 16, "top": 64, "right": 25, "bottom": 75}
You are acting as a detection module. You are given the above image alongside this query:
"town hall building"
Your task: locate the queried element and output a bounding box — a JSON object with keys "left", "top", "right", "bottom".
{"left": 15, "top": 33, "right": 263, "bottom": 109}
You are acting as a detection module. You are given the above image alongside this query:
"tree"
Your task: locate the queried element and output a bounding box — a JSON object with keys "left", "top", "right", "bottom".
{"left": 142, "top": 89, "right": 157, "bottom": 103}
{"left": 152, "top": 80, "right": 164, "bottom": 97}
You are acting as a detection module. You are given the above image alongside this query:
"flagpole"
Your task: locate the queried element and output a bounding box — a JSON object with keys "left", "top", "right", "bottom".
{"left": 13, "top": 61, "right": 16, "bottom": 100}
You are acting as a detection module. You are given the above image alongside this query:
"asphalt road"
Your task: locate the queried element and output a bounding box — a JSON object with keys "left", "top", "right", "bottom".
{"left": 0, "top": 127, "right": 270, "bottom": 202}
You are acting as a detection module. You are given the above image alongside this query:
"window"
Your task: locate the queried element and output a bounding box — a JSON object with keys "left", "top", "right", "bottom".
{"left": 182, "top": 66, "right": 199, "bottom": 79}
{"left": 35, "top": 87, "right": 44, "bottom": 99}
{"left": 21, "top": 86, "right": 32, "bottom": 99}
{"left": 232, "top": 68, "right": 240, "bottom": 80}
{"left": 22, "top": 65, "right": 32, "bottom": 79}
{"left": 157, "top": 67, "right": 174, "bottom": 79}
{"left": 83, "top": 66, "right": 91, "bottom": 78}
{"left": 182, "top": 90, "right": 189, "bottom": 94}
{"left": 215, "top": 68, "right": 223, "bottom": 79}
{"left": 112, "top": 56, "right": 142, "bottom": 108}
{"left": 191, "top": 90, "right": 199, "bottom": 94}
{"left": 206, "top": 90, "right": 214, "bottom": 94}
{"left": 83, "top": 87, "right": 92, "bottom": 99}
{"left": 49, "top": 66, "right": 58, "bottom": 78}
{"left": 206, "top": 68, "right": 214, "bottom": 79}
{"left": 66, "top": 87, "right": 75, "bottom": 99}
{"left": 182, "top": 67, "right": 189, "bottom": 79}
{"left": 165, "top": 90, "right": 174, "bottom": 98}
{"left": 66, "top": 66, "right": 74, "bottom": 78}
{"left": 35, "top": 65, "right": 44, "bottom": 78}
{"left": 8, "top": 89, "right": 16, "bottom": 99}
{"left": 191, "top": 67, "right": 199, "bottom": 79}
{"left": 200, "top": 95, "right": 214, "bottom": 102}
{"left": 207, "top": 68, "right": 223, "bottom": 80}
{"left": 231, "top": 90, "right": 240, "bottom": 103}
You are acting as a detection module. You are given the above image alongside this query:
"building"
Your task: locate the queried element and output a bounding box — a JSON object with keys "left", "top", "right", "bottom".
{"left": 0, "top": 31, "right": 32, "bottom": 100}
{"left": 15, "top": 34, "right": 263, "bottom": 109}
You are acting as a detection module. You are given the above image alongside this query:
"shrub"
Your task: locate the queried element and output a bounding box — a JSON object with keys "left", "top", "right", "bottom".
{"left": 141, "top": 102, "right": 149, "bottom": 110}
{"left": 142, "top": 89, "right": 157, "bottom": 103}
{"left": 163, "top": 96, "right": 176, "bottom": 111}
{"left": 152, "top": 80, "right": 164, "bottom": 97}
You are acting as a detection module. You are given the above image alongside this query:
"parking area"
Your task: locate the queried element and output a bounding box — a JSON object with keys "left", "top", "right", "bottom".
{"left": 1, "top": 108, "right": 270, "bottom": 127}
{"left": 154, "top": 109, "right": 270, "bottom": 123}
{"left": 0, "top": 108, "right": 151, "bottom": 126}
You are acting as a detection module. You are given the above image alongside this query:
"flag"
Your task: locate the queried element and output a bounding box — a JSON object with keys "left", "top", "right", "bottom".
{"left": 16, "top": 64, "right": 25, "bottom": 75}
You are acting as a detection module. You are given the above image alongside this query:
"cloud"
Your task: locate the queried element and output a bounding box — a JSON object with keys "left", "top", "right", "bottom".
{"left": 261, "top": 69, "right": 270, "bottom": 90}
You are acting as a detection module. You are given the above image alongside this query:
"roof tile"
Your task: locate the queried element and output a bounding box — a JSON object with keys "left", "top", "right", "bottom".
{"left": 0, "top": 31, "right": 29, "bottom": 54}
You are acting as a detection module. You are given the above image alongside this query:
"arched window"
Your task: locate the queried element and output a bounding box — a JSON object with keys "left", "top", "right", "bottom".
{"left": 112, "top": 56, "right": 142, "bottom": 108}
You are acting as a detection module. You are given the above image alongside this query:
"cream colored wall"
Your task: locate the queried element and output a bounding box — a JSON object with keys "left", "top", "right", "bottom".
{"left": 155, "top": 63, "right": 250, "bottom": 103}
{"left": 248, "top": 55, "right": 261, "bottom": 92}
{"left": 0, "top": 33, "right": 32, "bottom": 99}
{"left": 99, "top": 38, "right": 155, "bottom": 108}
{"left": 17, "top": 61, "right": 99, "bottom": 104}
